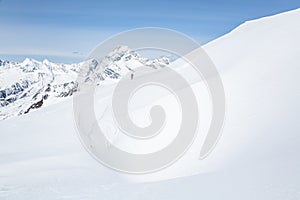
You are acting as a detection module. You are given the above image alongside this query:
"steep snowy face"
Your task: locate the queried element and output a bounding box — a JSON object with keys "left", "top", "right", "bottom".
{"left": 0, "top": 58, "right": 81, "bottom": 120}
{"left": 0, "top": 46, "right": 169, "bottom": 120}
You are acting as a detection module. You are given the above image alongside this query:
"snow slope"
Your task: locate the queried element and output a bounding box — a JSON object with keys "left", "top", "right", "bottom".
{"left": 0, "top": 9, "right": 300, "bottom": 200}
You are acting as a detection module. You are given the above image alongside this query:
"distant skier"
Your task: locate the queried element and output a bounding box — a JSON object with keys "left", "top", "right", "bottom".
{"left": 131, "top": 73, "right": 134, "bottom": 80}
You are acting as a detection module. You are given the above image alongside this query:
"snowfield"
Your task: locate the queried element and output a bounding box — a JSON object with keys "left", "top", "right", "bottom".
{"left": 0, "top": 9, "right": 299, "bottom": 200}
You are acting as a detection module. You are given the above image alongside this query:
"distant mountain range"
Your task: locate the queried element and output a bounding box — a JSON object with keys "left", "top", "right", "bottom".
{"left": 0, "top": 46, "right": 169, "bottom": 120}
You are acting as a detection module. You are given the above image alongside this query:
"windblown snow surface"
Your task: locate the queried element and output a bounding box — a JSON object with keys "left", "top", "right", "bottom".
{"left": 0, "top": 9, "right": 299, "bottom": 200}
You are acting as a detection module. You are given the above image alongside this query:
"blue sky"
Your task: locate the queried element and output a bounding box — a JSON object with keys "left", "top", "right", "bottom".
{"left": 0, "top": 0, "right": 299, "bottom": 63}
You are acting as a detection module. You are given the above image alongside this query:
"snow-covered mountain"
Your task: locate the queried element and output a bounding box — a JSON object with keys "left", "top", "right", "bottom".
{"left": 0, "top": 46, "right": 169, "bottom": 120}
{"left": 0, "top": 8, "right": 299, "bottom": 200}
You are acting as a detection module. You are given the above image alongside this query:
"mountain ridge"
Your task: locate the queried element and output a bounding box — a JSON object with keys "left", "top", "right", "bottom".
{"left": 0, "top": 46, "right": 169, "bottom": 120}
